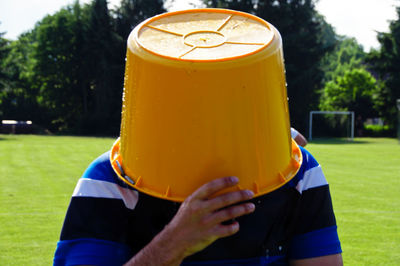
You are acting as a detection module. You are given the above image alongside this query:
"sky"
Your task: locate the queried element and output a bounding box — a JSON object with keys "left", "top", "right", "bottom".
{"left": 0, "top": 0, "right": 398, "bottom": 51}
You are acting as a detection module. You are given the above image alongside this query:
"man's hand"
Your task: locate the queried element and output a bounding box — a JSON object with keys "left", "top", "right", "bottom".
{"left": 165, "top": 176, "right": 255, "bottom": 257}
{"left": 125, "top": 176, "right": 255, "bottom": 266}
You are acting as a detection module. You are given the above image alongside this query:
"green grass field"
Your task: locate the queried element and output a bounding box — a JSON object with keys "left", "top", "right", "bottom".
{"left": 0, "top": 135, "right": 399, "bottom": 265}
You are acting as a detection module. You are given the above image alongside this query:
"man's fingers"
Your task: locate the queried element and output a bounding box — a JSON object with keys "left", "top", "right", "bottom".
{"left": 204, "top": 202, "right": 255, "bottom": 225}
{"left": 190, "top": 176, "right": 239, "bottom": 200}
{"left": 204, "top": 189, "right": 254, "bottom": 212}
{"left": 210, "top": 221, "right": 240, "bottom": 238}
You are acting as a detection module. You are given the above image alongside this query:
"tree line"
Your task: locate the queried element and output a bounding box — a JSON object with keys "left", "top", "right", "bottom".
{"left": 0, "top": 0, "right": 399, "bottom": 136}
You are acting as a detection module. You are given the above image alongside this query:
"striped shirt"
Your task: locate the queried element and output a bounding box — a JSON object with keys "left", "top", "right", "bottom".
{"left": 53, "top": 147, "right": 341, "bottom": 265}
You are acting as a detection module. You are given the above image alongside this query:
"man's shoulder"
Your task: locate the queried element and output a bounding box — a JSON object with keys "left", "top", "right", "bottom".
{"left": 299, "top": 147, "right": 319, "bottom": 170}
{"left": 287, "top": 147, "right": 328, "bottom": 193}
{"left": 71, "top": 151, "right": 139, "bottom": 211}
{"left": 81, "top": 151, "right": 121, "bottom": 184}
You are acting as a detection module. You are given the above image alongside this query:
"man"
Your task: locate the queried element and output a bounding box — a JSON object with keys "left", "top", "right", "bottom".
{"left": 53, "top": 146, "right": 342, "bottom": 265}
{"left": 54, "top": 9, "right": 342, "bottom": 265}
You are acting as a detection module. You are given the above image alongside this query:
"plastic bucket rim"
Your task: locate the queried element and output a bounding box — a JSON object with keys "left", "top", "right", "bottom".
{"left": 109, "top": 137, "right": 303, "bottom": 202}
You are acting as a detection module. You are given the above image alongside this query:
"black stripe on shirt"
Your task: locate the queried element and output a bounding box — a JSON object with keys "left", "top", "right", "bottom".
{"left": 291, "top": 184, "right": 337, "bottom": 236}
{"left": 60, "top": 197, "right": 133, "bottom": 244}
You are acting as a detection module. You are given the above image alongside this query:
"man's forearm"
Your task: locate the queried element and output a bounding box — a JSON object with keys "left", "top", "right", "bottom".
{"left": 124, "top": 176, "right": 255, "bottom": 266}
{"left": 124, "top": 226, "right": 186, "bottom": 266}
{"left": 290, "top": 254, "right": 343, "bottom": 266}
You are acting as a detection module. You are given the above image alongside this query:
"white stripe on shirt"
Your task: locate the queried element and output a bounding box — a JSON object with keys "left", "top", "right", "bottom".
{"left": 296, "top": 165, "right": 328, "bottom": 194}
{"left": 72, "top": 178, "right": 139, "bottom": 210}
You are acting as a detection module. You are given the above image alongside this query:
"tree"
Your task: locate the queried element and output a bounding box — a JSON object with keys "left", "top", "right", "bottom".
{"left": 203, "top": 0, "right": 335, "bottom": 133}
{"left": 33, "top": 3, "right": 92, "bottom": 132}
{"left": 79, "top": 0, "right": 124, "bottom": 135}
{"left": 0, "top": 30, "right": 43, "bottom": 123}
{"left": 114, "top": 0, "right": 166, "bottom": 40}
{"left": 0, "top": 31, "right": 12, "bottom": 119}
{"left": 0, "top": 30, "right": 11, "bottom": 88}
{"left": 320, "top": 37, "right": 366, "bottom": 83}
{"left": 319, "top": 68, "right": 379, "bottom": 120}
{"left": 317, "top": 36, "right": 379, "bottom": 136}
{"left": 367, "top": 6, "right": 400, "bottom": 129}
{"left": 1, "top": 1, "right": 170, "bottom": 135}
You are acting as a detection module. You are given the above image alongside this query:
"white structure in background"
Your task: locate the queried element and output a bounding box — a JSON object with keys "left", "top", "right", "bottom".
{"left": 1, "top": 120, "right": 33, "bottom": 134}
{"left": 309, "top": 111, "right": 354, "bottom": 141}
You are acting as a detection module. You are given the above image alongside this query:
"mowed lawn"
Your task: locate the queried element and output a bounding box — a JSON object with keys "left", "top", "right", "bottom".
{"left": 0, "top": 135, "right": 399, "bottom": 265}
{"left": 0, "top": 134, "right": 116, "bottom": 265}
{"left": 307, "top": 138, "right": 400, "bottom": 265}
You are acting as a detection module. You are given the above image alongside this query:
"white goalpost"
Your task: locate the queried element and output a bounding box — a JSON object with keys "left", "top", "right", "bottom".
{"left": 309, "top": 111, "right": 355, "bottom": 140}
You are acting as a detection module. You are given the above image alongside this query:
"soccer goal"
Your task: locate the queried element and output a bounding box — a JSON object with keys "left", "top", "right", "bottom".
{"left": 309, "top": 111, "right": 355, "bottom": 140}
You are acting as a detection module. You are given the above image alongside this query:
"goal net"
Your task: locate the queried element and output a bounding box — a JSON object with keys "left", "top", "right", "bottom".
{"left": 309, "top": 111, "right": 354, "bottom": 140}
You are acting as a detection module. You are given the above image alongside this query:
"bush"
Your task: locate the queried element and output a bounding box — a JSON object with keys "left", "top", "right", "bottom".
{"left": 363, "top": 124, "right": 396, "bottom": 137}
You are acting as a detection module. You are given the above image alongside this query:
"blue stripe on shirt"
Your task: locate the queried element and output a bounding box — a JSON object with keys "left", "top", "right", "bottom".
{"left": 54, "top": 238, "right": 288, "bottom": 265}
{"left": 288, "top": 147, "right": 323, "bottom": 189}
{"left": 53, "top": 238, "right": 133, "bottom": 266}
{"left": 288, "top": 225, "right": 342, "bottom": 259}
{"left": 81, "top": 151, "right": 133, "bottom": 189}
{"left": 182, "top": 255, "right": 287, "bottom": 265}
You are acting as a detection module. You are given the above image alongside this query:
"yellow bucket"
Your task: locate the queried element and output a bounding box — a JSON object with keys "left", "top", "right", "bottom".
{"left": 110, "top": 8, "right": 302, "bottom": 202}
